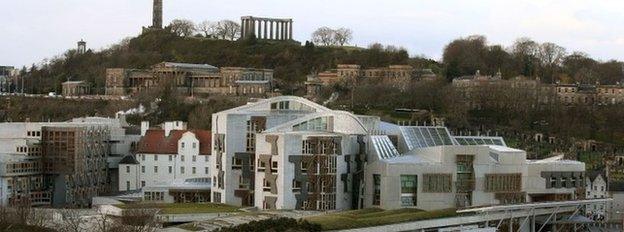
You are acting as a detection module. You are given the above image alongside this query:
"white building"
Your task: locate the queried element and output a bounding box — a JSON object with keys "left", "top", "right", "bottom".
{"left": 0, "top": 116, "right": 137, "bottom": 207}
{"left": 210, "top": 96, "right": 586, "bottom": 211}
{"left": 585, "top": 171, "right": 607, "bottom": 215}
{"left": 118, "top": 121, "right": 211, "bottom": 203}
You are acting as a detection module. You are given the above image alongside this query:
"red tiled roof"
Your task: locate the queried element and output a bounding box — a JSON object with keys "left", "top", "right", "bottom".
{"left": 137, "top": 129, "right": 211, "bottom": 155}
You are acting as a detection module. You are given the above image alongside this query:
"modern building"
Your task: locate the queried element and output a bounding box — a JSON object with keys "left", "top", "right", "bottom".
{"left": 0, "top": 116, "right": 138, "bottom": 207}
{"left": 118, "top": 121, "right": 211, "bottom": 203}
{"left": 209, "top": 96, "right": 586, "bottom": 211}
{"left": 62, "top": 81, "right": 90, "bottom": 96}
{"left": 105, "top": 62, "right": 274, "bottom": 97}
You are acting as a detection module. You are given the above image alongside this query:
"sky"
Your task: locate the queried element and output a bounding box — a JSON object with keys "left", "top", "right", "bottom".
{"left": 2, "top": 0, "right": 624, "bottom": 68}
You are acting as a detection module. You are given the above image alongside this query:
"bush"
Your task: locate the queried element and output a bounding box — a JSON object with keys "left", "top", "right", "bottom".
{"left": 214, "top": 217, "right": 321, "bottom": 232}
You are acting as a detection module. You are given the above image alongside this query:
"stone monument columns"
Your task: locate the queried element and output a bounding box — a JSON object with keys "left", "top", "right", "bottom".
{"left": 240, "top": 16, "right": 293, "bottom": 40}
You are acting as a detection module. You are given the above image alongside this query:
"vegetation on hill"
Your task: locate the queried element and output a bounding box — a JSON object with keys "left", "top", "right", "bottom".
{"left": 20, "top": 29, "right": 414, "bottom": 95}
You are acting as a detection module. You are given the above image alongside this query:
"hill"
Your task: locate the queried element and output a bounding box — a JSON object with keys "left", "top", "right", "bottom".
{"left": 21, "top": 30, "right": 421, "bottom": 95}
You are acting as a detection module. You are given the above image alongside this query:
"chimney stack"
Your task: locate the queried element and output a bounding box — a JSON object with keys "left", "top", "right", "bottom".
{"left": 141, "top": 121, "right": 150, "bottom": 136}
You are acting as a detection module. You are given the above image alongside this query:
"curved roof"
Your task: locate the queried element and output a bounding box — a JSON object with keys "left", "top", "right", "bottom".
{"left": 264, "top": 110, "right": 369, "bottom": 135}
{"left": 220, "top": 96, "right": 330, "bottom": 114}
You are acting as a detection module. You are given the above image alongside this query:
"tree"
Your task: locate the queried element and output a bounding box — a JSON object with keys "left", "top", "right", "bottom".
{"left": 167, "top": 19, "right": 196, "bottom": 37}
{"left": 442, "top": 35, "right": 489, "bottom": 79}
{"left": 216, "top": 20, "right": 241, "bottom": 41}
{"left": 311, "top": 27, "right": 336, "bottom": 46}
{"left": 538, "top": 42, "right": 566, "bottom": 83}
{"left": 333, "top": 27, "right": 353, "bottom": 46}
{"left": 197, "top": 20, "right": 219, "bottom": 38}
{"left": 511, "top": 37, "right": 539, "bottom": 77}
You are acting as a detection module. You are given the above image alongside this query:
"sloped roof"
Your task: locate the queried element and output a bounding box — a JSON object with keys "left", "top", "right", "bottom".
{"left": 586, "top": 170, "right": 605, "bottom": 182}
{"left": 119, "top": 155, "right": 139, "bottom": 165}
{"left": 137, "top": 129, "right": 211, "bottom": 155}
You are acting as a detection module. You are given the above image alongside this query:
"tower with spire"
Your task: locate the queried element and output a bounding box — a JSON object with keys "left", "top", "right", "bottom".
{"left": 152, "top": 0, "right": 163, "bottom": 29}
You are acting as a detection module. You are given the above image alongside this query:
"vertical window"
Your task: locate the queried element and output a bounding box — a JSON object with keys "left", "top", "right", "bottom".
{"left": 181, "top": 156, "right": 185, "bottom": 162}
{"left": 126, "top": 166, "right": 130, "bottom": 173}
{"left": 192, "top": 156, "right": 196, "bottom": 162}
{"left": 141, "top": 166, "right": 145, "bottom": 173}
{"left": 181, "top": 142, "right": 185, "bottom": 148}
{"left": 181, "top": 167, "right": 185, "bottom": 174}
{"left": 168, "top": 166, "right": 172, "bottom": 174}
{"left": 141, "top": 155, "right": 145, "bottom": 161}
{"left": 205, "top": 167, "right": 209, "bottom": 174}
{"left": 169, "top": 155, "right": 173, "bottom": 161}
{"left": 141, "top": 181, "right": 145, "bottom": 187}
{"left": 192, "top": 167, "right": 196, "bottom": 174}
{"left": 193, "top": 142, "right": 197, "bottom": 149}
{"left": 373, "top": 174, "right": 381, "bottom": 206}
{"left": 154, "top": 166, "right": 158, "bottom": 173}
{"left": 154, "top": 155, "right": 158, "bottom": 161}
{"left": 126, "top": 181, "right": 130, "bottom": 191}
{"left": 400, "top": 175, "right": 417, "bottom": 206}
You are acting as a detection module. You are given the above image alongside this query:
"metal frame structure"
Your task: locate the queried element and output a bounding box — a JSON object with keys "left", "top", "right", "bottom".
{"left": 458, "top": 198, "right": 613, "bottom": 232}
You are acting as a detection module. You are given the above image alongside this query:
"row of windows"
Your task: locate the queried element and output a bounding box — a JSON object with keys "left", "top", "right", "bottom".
{"left": 27, "top": 131, "right": 41, "bottom": 137}
{"left": 139, "top": 154, "right": 208, "bottom": 162}
{"left": 133, "top": 165, "right": 209, "bottom": 175}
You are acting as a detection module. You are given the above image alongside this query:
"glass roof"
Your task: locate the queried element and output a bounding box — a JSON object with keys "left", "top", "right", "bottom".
{"left": 399, "top": 126, "right": 455, "bottom": 150}
{"left": 453, "top": 136, "right": 506, "bottom": 146}
{"left": 371, "top": 135, "right": 400, "bottom": 159}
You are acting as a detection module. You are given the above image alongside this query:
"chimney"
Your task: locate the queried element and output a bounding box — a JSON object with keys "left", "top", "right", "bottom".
{"left": 141, "top": 121, "right": 150, "bottom": 136}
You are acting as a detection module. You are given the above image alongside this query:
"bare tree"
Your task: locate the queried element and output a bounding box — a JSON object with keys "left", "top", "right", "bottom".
{"left": 197, "top": 20, "right": 219, "bottom": 38}
{"left": 167, "top": 19, "right": 196, "bottom": 37}
{"left": 216, "top": 20, "right": 241, "bottom": 41}
{"left": 333, "top": 27, "right": 353, "bottom": 46}
{"left": 311, "top": 27, "right": 336, "bottom": 46}
{"left": 119, "top": 209, "right": 161, "bottom": 232}
{"left": 53, "top": 209, "right": 85, "bottom": 232}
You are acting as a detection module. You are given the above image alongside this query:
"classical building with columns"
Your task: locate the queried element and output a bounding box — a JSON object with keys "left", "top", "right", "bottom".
{"left": 241, "top": 16, "right": 293, "bottom": 41}
{"left": 105, "top": 62, "right": 274, "bottom": 97}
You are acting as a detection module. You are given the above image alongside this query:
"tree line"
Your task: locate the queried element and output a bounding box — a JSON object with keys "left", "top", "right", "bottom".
{"left": 443, "top": 35, "right": 623, "bottom": 84}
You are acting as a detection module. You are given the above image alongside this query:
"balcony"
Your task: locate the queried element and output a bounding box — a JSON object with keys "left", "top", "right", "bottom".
{"left": 455, "top": 179, "right": 475, "bottom": 192}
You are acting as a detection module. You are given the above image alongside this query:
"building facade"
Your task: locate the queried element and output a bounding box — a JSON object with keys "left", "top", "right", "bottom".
{"left": 210, "top": 96, "right": 586, "bottom": 212}
{"left": 118, "top": 121, "right": 211, "bottom": 203}
{"left": 62, "top": 81, "right": 90, "bottom": 96}
{"left": 0, "top": 117, "right": 137, "bottom": 207}
{"left": 105, "top": 62, "right": 274, "bottom": 97}
{"left": 317, "top": 64, "right": 437, "bottom": 87}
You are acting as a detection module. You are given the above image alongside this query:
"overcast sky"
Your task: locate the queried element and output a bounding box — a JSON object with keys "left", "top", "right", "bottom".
{"left": 2, "top": 0, "right": 624, "bottom": 67}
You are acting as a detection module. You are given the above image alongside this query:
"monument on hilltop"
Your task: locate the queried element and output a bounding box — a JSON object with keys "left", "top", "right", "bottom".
{"left": 143, "top": 0, "right": 163, "bottom": 33}
{"left": 240, "top": 16, "right": 294, "bottom": 41}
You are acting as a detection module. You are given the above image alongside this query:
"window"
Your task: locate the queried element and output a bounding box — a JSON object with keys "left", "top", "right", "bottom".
{"left": 550, "top": 177, "right": 557, "bottom": 187}
{"left": 485, "top": 174, "right": 522, "bottom": 192}
{"left": 373, "top": 174, "right": 381, "bottom": 206}
{"left": 126, "top": 181, "right": 130, "bottom": 191}
{"left": 401, "top": 175, "right": 417, "bottom": 193}
{"left": 272, "top": 161, "right": 278, "bottom": 169}
{"left": 141, "top": 155, "right": 145, "bottom": 161}
{"left": 181, "top": 156, "right": 185, "bottom": 162}
{"left": 193, "top": 143, "right": 197, "bottom": 149}
{"left": 126, "top": 166, "right": 130, "bottom": 173}
{"left": 205, "top": 167, "right": 209, "bottom": 174}
{"left": 141, "top": 166, "right": 145, "bottom": 173}
{"left": 192, "top": 156, "right": 196, "bottom": 162}
{"left": 181, "top": 167, "right": 185, "bottom": 174}
{"left": 181, "top": 142, "right": 185, "bottom": 148}
{"left": 169, "top": 155, "right": 173, "bottom": 161}
{"left": 422, "top": 174, "right": 452, "bottom": 192}
{"left": 154, "top": 166, "right": 158, "bottom": 173}
{"left": 192, "top": 167, "right": 196, "bottom": 174}
{"left": 205, "top": 156, "right": 209, "bottom": 162}
{"left": 168, "top": 166, "right": 172, "bottom": 174}
{"left": 154, "top": 155, "right": 158, "bottom": 161}
{"left": 141, "top": 181, "right": 145, "bottom": 187}
{"left": 292, "top": 180, "right": 302, "bottom": 192}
